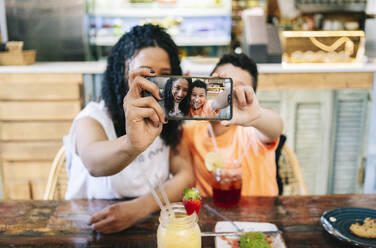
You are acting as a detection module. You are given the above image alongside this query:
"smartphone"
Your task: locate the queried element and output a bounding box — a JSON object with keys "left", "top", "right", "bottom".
{"left": 145, "top": 76, "right": 232, "bottom": 120}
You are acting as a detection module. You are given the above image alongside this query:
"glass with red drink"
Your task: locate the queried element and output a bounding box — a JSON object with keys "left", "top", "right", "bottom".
{"left": 211, "top": 162, "right": 242, "bottom": 208}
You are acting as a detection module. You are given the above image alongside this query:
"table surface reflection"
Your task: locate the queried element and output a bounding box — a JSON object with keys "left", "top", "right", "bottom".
{"left": 0, "top": 194, "right": 375, "bottom": 247}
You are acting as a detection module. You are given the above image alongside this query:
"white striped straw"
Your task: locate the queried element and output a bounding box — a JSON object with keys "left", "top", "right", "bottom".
{"left": 158, "top": 177, "right": 174, "bottom": 218}
{"left": 143, "top": 174, "right": 164, "bottom": 211}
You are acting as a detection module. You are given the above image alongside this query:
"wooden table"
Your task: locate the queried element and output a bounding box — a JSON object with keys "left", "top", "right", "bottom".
{"left": 0, "top": 194, "right": 375, "bottom": 247}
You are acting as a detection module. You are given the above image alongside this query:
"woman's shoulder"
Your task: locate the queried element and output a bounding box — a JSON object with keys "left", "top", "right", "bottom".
{"left": 82, "top": 101, "right": 106, "bottom": 113}
{"left": 73, "top": 101, "right": 115, "bottom": 137}
{"left": 76, "top": 101, "right": 109, "bottom": 121}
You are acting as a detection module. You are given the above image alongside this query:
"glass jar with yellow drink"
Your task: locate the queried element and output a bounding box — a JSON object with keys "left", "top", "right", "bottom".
{"left": 157, "top": 202, "right": 201, "bottom": 248}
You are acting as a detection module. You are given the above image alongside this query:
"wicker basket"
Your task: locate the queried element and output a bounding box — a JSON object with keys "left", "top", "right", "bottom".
{"left": 0, "top": 50, "right": 36, "bottom": 66}
{"left": 0, "top": 41, "right": 36, "bottom": 66}
{"left": 6, "top": 41, "right": 24, "bottom": 53}
{"left": 281, "top": 31, "right": 365, "bottom": 63}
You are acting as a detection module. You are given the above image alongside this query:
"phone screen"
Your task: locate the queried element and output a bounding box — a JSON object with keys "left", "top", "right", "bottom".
{"left": 145, "top": 76, "right": 232, "bottom": 120}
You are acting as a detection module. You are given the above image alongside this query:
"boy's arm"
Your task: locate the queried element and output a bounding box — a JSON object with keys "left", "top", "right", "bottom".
{"left": 248, "top": 108, "right": 283, "bottom": 143}
{"left": 221, "top": 85, "right": 283, "bottom": 143}
{"left": 210, "top": 87, "right": 231, "bottom": 110}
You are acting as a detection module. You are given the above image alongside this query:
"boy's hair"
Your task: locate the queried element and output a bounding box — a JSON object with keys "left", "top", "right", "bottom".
{"left": 211, "top": 53, "right": 258, "bottom": 92}
{"left": 189, "top": 80, "right": 207, "bottom": 93}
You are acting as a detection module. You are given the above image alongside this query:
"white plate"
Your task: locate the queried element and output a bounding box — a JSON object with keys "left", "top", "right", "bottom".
{"left": 215, "top": 221, "right": 287, "bottom": 248}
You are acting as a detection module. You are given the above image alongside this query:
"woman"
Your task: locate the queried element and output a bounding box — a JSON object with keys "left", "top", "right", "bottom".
{"left": 164, "top": 77, "right": 191, "bottom": 117}
{"left": 63, "top": 24, "right": 194, "bottom": 233}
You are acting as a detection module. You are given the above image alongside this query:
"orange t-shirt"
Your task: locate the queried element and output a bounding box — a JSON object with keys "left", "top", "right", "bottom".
{"left": 189, "top": 100, "right": 220, "bottom": 118}
{"left": 182, "top": 121, "right": 279, "bottom": 197}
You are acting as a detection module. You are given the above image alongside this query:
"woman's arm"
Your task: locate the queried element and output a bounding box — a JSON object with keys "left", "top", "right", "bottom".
{"left": 89, "top": 137, "right": 195, "bottom": 233}
{"left": 75, "top": 117, "right": 139, "bottom": 177}
{"left": 76, "top": 68, "right": 167, "bottom": 177}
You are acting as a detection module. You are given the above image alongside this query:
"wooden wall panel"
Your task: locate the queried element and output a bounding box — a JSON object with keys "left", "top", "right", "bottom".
{"left": 0, "top": 73, "right": 82, "bottom": 200}
{"left": 0, "top": 102, "right": 81, "bottom": 121}
{"left": 0, "top": 81, "right": 81, "bottom": 100}
{"left": 1, "top": 142, "right": 61, "bottom": 161}
{"left": 3, "top": 180, "right": 31, "bottom": 200}
{"left": 0, "top": 74, "right": 82, "bottom": 84}
{"left": 0, "top": 121, "right": 71, "bottom": 141}
{"left": 2, "top": 162, "right": 51, "bottom": 180}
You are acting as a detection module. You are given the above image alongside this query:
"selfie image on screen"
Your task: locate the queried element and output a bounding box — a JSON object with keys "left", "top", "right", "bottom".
{"left": 146, "top": 76, "right": 232, "bottom": 120}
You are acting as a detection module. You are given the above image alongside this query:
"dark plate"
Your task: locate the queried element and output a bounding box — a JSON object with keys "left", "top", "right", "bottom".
{"left": 321, "top": 207, "right": 376, "bottom": 247}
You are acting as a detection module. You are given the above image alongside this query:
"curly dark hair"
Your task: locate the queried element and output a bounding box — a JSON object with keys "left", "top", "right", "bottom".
{"left": 101, "top": 24, "right": 183, "bottom": 146}
{"left": 211, "top": 53, "right": 258, "bottom": 92}
{"left": 163, "top": 77, "right": 191, "bottom": 116}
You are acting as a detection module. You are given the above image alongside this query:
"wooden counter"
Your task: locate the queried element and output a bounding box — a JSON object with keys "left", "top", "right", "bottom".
{"left": 0, "top": 195, "right": 375, "bottom": 247}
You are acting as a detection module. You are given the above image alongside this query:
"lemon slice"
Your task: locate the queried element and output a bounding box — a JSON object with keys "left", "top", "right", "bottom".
{"left": 205, "top": 152, "right": 223, "bottom": 171}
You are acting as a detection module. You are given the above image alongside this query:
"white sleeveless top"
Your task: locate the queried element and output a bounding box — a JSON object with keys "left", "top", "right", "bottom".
{"left": 63, "top": 101, "right": 170, "bottom": 200}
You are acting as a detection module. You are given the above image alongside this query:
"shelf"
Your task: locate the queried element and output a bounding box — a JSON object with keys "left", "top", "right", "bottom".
{"left": 296, "top": 3, "right": 366, "bottom": 13}
{"left": 90, "top": 37, "right": 120, "bottom": 46}
{"left": 173, "top": 36, "right": 230, "bottom": 46}
{"left": 90, "top": 36, "right": 231, "bottom": 46}
{"left": 88, "top": 6, "right": 231, "bottom": 17}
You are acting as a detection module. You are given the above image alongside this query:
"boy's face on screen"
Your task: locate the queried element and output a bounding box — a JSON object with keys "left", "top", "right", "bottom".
{"left": 213, "top": 64, "right": 254, "bottom": 89}
{"left": 191, "top": 87, "right": 207, "bottom": 110}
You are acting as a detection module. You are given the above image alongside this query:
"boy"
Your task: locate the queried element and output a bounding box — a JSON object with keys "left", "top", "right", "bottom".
{"left": 183, "top": 53, "right": 283, "bottom": 197}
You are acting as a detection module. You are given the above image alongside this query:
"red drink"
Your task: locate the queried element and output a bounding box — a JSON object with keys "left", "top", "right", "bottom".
{"left": 211, "top": 164, "right": 242, "bottom": 208}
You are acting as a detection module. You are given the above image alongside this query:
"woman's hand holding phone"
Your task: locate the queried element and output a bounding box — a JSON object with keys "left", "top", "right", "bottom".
{"left": 123, "top": 68, "right": 167, "bottom": 153}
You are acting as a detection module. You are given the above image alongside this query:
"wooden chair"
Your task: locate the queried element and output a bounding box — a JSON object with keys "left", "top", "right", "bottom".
{"left": 43, "top": 146, "right": 68, "bottom": 200}
{"left": 278, "top": 144, "right": 309, "bottom": 195}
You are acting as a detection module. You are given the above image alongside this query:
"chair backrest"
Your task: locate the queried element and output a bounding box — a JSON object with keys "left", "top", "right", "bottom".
{"left": 275, "top": 134, "right": 286, "bottom": 195}
{"left": 278, "top": 143, "right": 309, "bottom": 195}
{"left": 43, "top": 146, "right": 68, "bottom": 200}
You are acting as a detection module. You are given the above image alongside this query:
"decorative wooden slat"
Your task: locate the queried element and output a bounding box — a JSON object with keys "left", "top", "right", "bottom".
{"left": 2, "top": 161, "right": 51, "bottom": 180}
{"left": 0, "top": 81, "right": 81, "bottom": 100}
{"left": 295, "top": 103, "right": 322, "bottom": 194}
{"left": 0, "top": 101, "right": 81, "bottom": 121}
{"left": 330, "top": 91, "right": 368, "bottom": 194}
{"left": 258, "top": 72, "right": 373, "bottom": 90}
{"left": 1, "top": 141, "right": 61, "bottom": 161}
{"left": 0, "top": 121, "right": 71, "bottom": 141}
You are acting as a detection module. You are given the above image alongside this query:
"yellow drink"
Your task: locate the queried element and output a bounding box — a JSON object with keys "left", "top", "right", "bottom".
{"left": 157, "top": 202, "right": 201, "bottom": 248}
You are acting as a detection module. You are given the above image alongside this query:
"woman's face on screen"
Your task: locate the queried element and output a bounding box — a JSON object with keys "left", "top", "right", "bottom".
{"left": 171, "top": 78, "right": 189, "bottom": 103}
